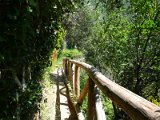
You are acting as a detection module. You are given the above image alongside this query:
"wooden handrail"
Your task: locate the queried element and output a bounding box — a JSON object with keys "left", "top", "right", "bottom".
{"left": 63, "top": 58, "right": 160, "bottom": 120}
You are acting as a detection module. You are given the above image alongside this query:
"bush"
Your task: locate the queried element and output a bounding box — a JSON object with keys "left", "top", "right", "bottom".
{"left": 59, "top": 49, "right": 83, "bottom": 59}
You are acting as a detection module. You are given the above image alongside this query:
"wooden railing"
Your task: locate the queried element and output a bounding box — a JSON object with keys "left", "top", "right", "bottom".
{"left": 63, "top": 58, "right": 160, "bottom": 120}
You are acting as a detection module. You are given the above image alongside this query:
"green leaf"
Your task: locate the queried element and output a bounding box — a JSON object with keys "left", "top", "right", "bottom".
{"left": 0, "top": 36, "right": 6, "bottom": 42}
{"left": 29, "top": 0, "right": 36, "bottom": 7}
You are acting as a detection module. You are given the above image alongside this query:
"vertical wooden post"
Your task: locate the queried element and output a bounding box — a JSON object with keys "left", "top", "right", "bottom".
{"left": 95, "top": 87, "right": 106, "bottom": 120}
{"left": 68, "top": 61, "right": 70, "bottom": 80}
{"left": 72, "top": 64, "right": 75, "bottom": 90}
{"left": 74, "top": 65, "right": 80, "bottom": 97}
{"left": 66, "top": 59, "right": 69, "bottom": 77}
{"left": 69, "top": 61, "right": 73, "bottom": 87}
{"left": 68, "top": 61, "right": 71, "bottom": 80}
{"left": 88, "top": 77, "right": 95, "bottom": 120}
{"left": 63, "top": 59, "right": 66, "bottom": 75}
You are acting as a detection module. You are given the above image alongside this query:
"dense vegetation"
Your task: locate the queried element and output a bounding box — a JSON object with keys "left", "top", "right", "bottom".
{"left": 1, "top": 0, "right": 160, "bottom": 119}
{"left": 65, "top": 0, "right": 160, "bottom": 119}
{"left": 0, "top": 0, "right": 79, "bottom": 119}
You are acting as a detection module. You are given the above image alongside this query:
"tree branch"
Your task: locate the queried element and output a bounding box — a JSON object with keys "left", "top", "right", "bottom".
{"left": 12, "top": 71, "right": 23, "bottom": 89}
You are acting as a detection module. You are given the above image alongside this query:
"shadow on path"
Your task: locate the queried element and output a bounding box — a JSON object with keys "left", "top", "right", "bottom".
{"left": 50, "top": 69, "right": 70, "bottom": 120}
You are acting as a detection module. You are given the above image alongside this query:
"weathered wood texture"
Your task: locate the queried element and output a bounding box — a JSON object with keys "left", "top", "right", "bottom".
{"left": 65, "top": 82, "right": 78, "bottom": 120}
{"left": 68, "top": 61, "right": 73, "bottom": 86}
{"left": 88, "top": 77, "right": 96, "bottom": 120}
{"left": 64, "top": 58, "right": 69, "bottom": 78}
{"left": 77, "top": 79, "right": 89, "bottom": 105}
{"left": 95, "top": 87, "right": 106, "bottom": 120}
{"left": 74, "top": 65, "right": 80, "bottom": 97}
{"left": 67, "top": 60, "right": 160, "bottom": 120}
{"left": 63, "top": 59, "right": 67, "bottom": 75}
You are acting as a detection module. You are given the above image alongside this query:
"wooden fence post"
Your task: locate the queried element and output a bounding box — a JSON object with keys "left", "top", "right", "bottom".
{"left": 63, "top": 59, "right": 66, "bottom": 75}
{"left": 74, "top": 65, "right": 80, "bottom": 97}
{"left": 69, "top": 61, "right": 73, "bottom": 87}
{"left": 64, "top": 58, "right": 69, "bottom": 77}
{"left": 68, "top": 61, "right": 71, "bottom": 80}
{"left": 95, "top": 87, "right": 106, "bottom": 120}
{"left": 88, "top": 77, "right": 96, "bottom": 120}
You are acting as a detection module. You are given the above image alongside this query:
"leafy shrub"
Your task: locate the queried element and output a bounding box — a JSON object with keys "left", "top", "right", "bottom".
{"left": 59, "top": 49, "right": 83, "bottom": 59}
{"left": 148, "top": 96, "right": 160, "bottom": 106}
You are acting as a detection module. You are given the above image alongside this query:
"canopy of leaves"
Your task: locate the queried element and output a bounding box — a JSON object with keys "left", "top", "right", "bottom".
{"left": 65, "top": 0, "right": 160, "bottom": 119}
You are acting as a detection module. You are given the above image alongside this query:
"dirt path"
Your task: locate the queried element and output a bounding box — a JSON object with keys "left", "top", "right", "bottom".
{"left": 40, "top": 69, "right": 70, "bottom": 120}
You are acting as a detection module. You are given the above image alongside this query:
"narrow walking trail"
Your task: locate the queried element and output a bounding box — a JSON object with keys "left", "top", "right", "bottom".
{"left": 54, "top": 68, "right": 70, "bottom": 120}
{"left": 40, "top": 68, "right": 71, "bottom": 120}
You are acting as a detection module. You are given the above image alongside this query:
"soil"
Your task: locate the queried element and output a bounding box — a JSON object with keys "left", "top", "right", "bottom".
{"left": 40, "top": 69, "right": 70, "bottom": 120}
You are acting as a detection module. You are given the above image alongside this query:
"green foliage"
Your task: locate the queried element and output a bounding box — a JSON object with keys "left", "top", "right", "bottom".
{"left": 59, "top": 49, "right": 83, "bottom": 59}
{"left": 55, "top": 24, "right": 66, "bottom": 49}
{"left": 81, "top": 96, "right": 88, "bottom": 119}
{"left": 72, "top": 0, "right": 160, "bottom": 96}
{"left": 101, "top": 95, "right": 114, "bottom": 120}
{"left": 0, "top": 0, "right": 79, "bottom": 119}
{"left": 148, "top": 96, "right": 160, "bottom": 106}
{"left": 19, "top": 81, "right": 42, "bottom": 119}
{"left": 63, "top": 6, "right": 92, "bottom": 49}
{"left": 79, "top": 69, "right": 88, "bottom": 90}
{"left": 65, "top": 0, "right": 160, "bottom": 119}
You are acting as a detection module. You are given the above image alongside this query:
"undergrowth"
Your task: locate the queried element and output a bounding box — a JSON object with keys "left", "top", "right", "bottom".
{"left": 59, "top": 49, "right": 83, "bottom": 59}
